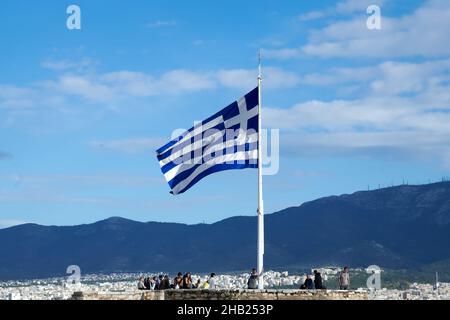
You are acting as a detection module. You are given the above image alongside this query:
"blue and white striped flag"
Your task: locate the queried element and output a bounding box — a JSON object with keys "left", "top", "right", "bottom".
{"left": 156, "top": 87, "right": 259, "bottom": 195}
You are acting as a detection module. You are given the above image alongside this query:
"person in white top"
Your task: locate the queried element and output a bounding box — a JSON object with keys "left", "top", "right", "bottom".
{"left": 137, "top": 277, "right": 146, "bottom": 290}
{"left": 208, "top": 273, "right": 217, "bottom": 290}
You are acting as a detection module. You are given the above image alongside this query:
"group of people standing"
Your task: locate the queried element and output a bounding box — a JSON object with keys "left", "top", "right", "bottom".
{"left": 301, "top": 267, "right": 350, "bottom": 290}
{"left": 301, "top": 270, "right": 326, "bottom": 290}
{"left": 138, "top": 267, "right": 351, "bottom": 291}
{"left": 138, "top": 272, "right": 216, "bottom": 290}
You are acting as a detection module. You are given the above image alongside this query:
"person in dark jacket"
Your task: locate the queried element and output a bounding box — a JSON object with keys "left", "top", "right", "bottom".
{"left": 183, "top": 272, "right": 193, "bottom": 289}
{"left": 300, "top": 275, "right": 314, "bottom": 289}
{"left": 159, "top": 275, "right": 170, "bottom": 290}
{"left": 313, "top": 270, "right": 326, "bottom": 290}
{"left": 247, "top": 268, "right": 259, "bottom": 289}
{"left": 155, "top": 275, "right": 163, "bottom": 290}
{"left": 173, "top": 272, "right": 183, "bottom": 289}
{"left": 144, "top": 277, "right": 150, "bottom": 290}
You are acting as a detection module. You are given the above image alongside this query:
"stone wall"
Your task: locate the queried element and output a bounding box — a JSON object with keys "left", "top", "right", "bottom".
{"left": 71, "top": 289, "right": 368, "bottom": 300}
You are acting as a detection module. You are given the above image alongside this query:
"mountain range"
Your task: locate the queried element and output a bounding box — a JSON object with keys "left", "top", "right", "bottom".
{"left": 1, "top": 182, "right": 450, "bottom": 280}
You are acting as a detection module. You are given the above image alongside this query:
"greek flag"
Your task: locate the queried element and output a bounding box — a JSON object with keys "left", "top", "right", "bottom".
{"left": 156, "top": 87, "right": 259, "bottom": 195}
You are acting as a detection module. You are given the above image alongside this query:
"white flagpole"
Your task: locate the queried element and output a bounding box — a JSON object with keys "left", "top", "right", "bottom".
{"left": 257, "top": 50, "right": 265, "bottom": 290}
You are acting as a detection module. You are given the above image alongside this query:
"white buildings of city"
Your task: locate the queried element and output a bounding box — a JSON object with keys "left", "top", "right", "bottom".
{"left": 1, "top": 270, "right": 449, "bottom": 300}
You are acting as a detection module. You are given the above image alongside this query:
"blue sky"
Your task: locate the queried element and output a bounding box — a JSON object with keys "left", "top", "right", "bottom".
{"left": 1, "top": 0, "right": 450, "bottom": 227}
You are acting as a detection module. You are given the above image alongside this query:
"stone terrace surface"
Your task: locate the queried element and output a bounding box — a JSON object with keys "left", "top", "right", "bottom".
{"left": 72, "top": 289, "right": 368, "bottom": 300}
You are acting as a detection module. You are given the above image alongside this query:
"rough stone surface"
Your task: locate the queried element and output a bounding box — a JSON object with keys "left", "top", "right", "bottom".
{"left": 71, "top": 289, "right": 368, "bottom": 300}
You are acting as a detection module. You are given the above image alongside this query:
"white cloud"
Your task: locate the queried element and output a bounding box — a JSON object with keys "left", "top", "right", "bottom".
{"left": 57, "top": 75, "right": 118, "bottom": 102}
{"left": 302, "top": 66, "right": 375, "bottom": 86}
{"left": 298, "top": 10, "right": 327, "bottom": 22}
{"left": 0, "top": 85, "right": 37, "bottom": 109}
{"left": 83, "top": 69, "right": 216, "bottom": 99}
{"left": 266, "top": 96, "right": 450, "bottom": 167}
{"left": 335, "top": 0, "right": 385, "bottom": 15}
{"left": 265, "top": 97, "right": 424, "bottom": 132}
{"left": 298, "top": 0, "right": 386, "bottom": 22}
{"left": 271, "top": 0, "right": 450, "bottom": 59}
{"left": 280, "top": 130, "right": 450, "bottom": 163}
{"left": 159, "top": 70, "right": 217, "bottom": 92}
{"left": 301, "top": 59, "right": 450, "bottom": 97}
{"left": 264, "top": 48, "right": 303, "bottom": 60}
{"left": 99, "top": 71, "right": 158, "bottom": 96}
{"left": 267, "top": 60, "right": 450, "bottom": 132}
{"left": 1, "top": 65, "right": 298, "bottom": 111}
{"left": 41, "top": 58, "right": 93, "bottom": 71}
{"left": 264, "top": 57, "right": 450, "bottom": 167}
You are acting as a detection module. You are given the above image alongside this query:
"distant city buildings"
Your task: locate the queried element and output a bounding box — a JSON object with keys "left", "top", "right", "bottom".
{"left": 1, "top": 270, "right": 449, "bottom": 300}
{"left": 369, "top": 283, "right": 450, "bottom": 300}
